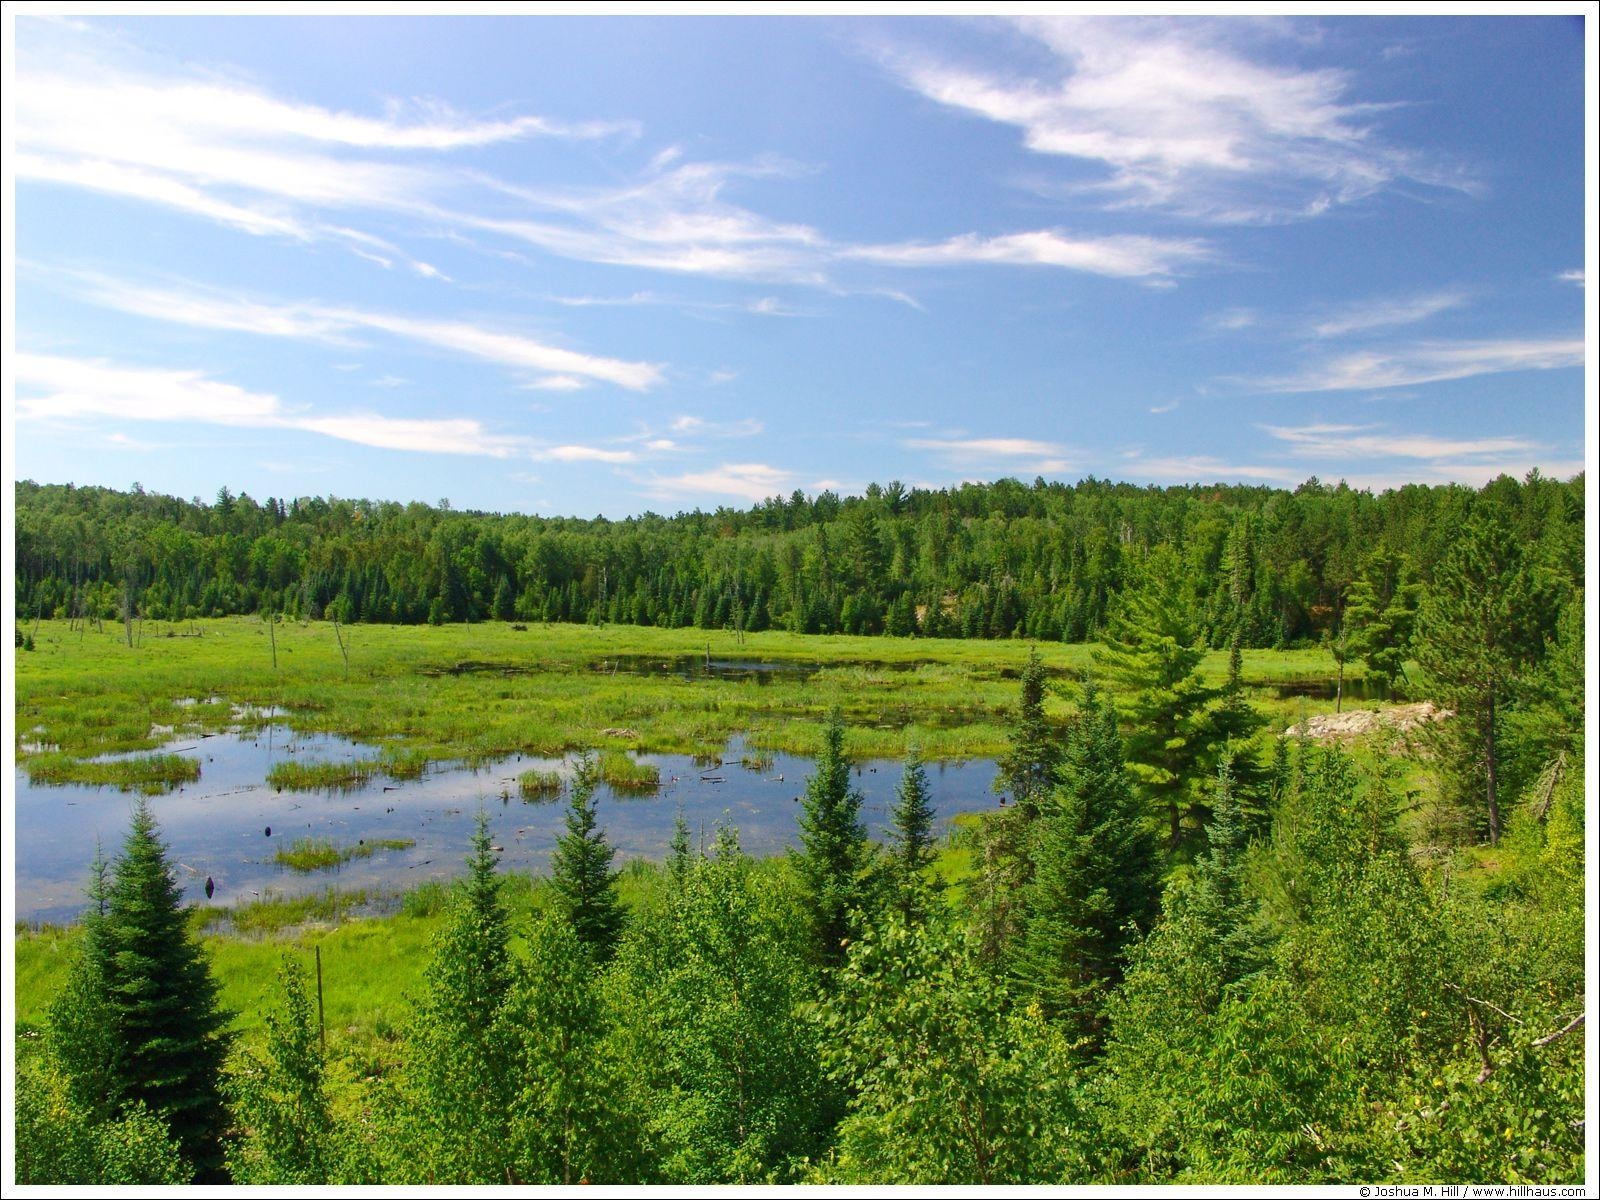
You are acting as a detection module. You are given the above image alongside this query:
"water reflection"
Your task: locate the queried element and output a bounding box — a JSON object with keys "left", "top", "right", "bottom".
{"left": 16, "top": 724, "right": 997, "bottom": 926}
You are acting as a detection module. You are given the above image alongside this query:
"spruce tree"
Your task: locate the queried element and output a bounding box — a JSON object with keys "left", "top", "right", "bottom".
{"left": 95, "top": 798, "right": 232, "bottom": 1180}
{"left": 1010, "top": 683, "right": 1159, "bottom": 1035}
{"left": 888, "top": 744, "right": 939, "bottom": 924}
{"left": 1095, "top": 546, "right": 1219, "bottom": 849}
{"left": 796, "top": 710, "right": 867, "bottom": 974}
{"left": 550, "top": 755, "right": 624, "bottom": 961}
{"left": 993, "top": 646, "right": 1058, "bottom": 817}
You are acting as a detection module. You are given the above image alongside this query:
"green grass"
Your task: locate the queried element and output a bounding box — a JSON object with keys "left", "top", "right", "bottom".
{"left": 22, "top": 750, "right": 200, "bottom": 795}
{"left": 266, "top": 758, "right": 380, "bottom": 792}
{"left": 597, "top": 750, "right": 660, "bottom": 795}
{"left": 15, "top": 617, "right": 1384, "bottom": 802}
{"left": 274, "top": 837, "right": 417, "bottom": 872}
{"left": 517, "top": 768, "right": 563, "bottom": 801}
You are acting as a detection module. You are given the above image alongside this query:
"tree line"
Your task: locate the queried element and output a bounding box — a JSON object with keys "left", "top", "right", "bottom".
{"left": 14, "top": 470, "right": 1583, "bottom": 648}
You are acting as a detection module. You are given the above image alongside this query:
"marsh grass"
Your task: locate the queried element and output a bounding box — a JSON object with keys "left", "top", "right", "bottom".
{"left": 16, "top": 618, "right": 1378, "bottom": 800}
{"left": 23, "top": 750, "right": 200, "bottom": 794}
{"left": 274, "top": 836, "right": 417, "bottom": 872}
{"left": 266, "top": 759, "right": 380, "bottom": 792}
{"left": 597, "top": 750, "right": 660, "bottom": 795}
{"left": 517, "top": 768, "right": 563, "bottom": 801}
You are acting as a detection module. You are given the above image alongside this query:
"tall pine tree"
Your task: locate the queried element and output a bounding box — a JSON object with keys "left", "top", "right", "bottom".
{"left": 888, "top": 744, "right": 939, "bottom": 924}
{"left": 1095, "top": 546, "right": 1219, "bottom": 849}
{"left": 1010, "top": 682, "right": 1160, "bottom": 1037}
{"left": 796, "top": 710, "right": 867, "bottom": 974}
{"left": 550, "top": 754, "right": 624, "bottom": 961}
{"left": 83, "top": 799, "right": 233, "bottom": 1180}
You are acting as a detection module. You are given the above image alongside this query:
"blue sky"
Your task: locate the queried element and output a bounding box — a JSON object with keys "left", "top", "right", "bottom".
{"left": 6, "top": 12, "right": 1592, "bottom": 517}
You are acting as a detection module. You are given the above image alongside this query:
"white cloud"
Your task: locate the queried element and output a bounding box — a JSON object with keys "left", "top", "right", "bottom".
{"left": 884, "top": 16, "right": 1469, "bottom": 222}
{"left": 1310, "top": 290, "right": 1468, "bottom": 338}
{"left": 1247, "top": 336, "right": 1584, "bottom": 393}
{"left": 14, "top": 353, "right": 527, "bottom": 458}
{"left": 1260, "top": 422, "right": 1539, "bottom": 461}
{"left": 534, "top": 445, "right": 638, "bottom": 464}
{"left": 848, "top": 229, "right": 1211, "bottom": 280}
{"left": 1149, "top": 401, "right": 1179, "bottom": 414}
{"left": 644, "top": 462, "right": 797, "bottom": 504}
{"left": 63, "top": 272, "right": 664, "bottom": 391}
{"left": 1558, "top": 269, "right": 1584, "bottom": 287}
{"left": 908, "top": 436, "right": 1066, "bottom": 458}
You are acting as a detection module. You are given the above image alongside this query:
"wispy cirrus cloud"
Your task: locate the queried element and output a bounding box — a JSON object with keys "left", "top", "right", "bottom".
{"left": 1257, "top": 422, "right": 1580, "bottom": 488}
{"left": 882, "top": 16, "right": 1471, "bottom": 222}
{"left": 60, "top": 272, "right": 664, "bottom": 390}
{"left": 1309, "top": 290, "right": 1468, "bottom": 338}
{"left": 13, "top": 353, "right": 529, "bottom": 458}
{"left": 1558, "top": 269, "right": 1585, "bottom": 287}
{"left": 17, "top": 34, "right": 1238, "bottom": 295}
{"left": 1116, "top": 452, "right": 1301, "bottom": 485}
{"left": 1243, "top": 336, "right": 1584, "bottom": 393}
{"left": 13, "top": 51, "right": 631, "bottom": 239}
{"left": 847, "top": 229, "right": 1211, "bottom": 281}
{"left": 1259, "top": 422, "right": 1539, "bottom": 462}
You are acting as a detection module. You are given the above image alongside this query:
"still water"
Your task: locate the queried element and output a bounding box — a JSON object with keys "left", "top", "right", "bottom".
{"left": 16, "top": 723, "right": 999, "bottom": 926}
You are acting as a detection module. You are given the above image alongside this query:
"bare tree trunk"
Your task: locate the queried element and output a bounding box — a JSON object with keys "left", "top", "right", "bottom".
{"left": 268, "top": 612, "right": 278, "bottom": 670}
{"left": 1485, "top": 691, "right": 1501, "bottom": 844}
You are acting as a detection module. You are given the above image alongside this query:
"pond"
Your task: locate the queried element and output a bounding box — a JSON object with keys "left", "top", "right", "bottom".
{"left": 15, "top": 724, "right": 1000, "bottom": 926}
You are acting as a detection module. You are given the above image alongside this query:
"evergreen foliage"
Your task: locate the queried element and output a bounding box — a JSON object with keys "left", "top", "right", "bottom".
{"left": 795, "top": 710, "right": 867, "bottom": 974}
{"left": 1414, "top": 511, "right": 1561, "bottom": 843}
{"left": 549, "top": 755, "right": 625, "bottom": 961}
{"left": 1095, "top": 546, "right": 1220, "bottom": 848}
{"left": 52, "top": 799, "right": 234, "bottom": 1181}
{"left": 1009, "top": 682, "right": 1160, "bottom": 1035}
{"left": 993, "top": 645, "right": 1059, "bottom": 816}
{"left": 399, "top": 810, "right": 520, "bottom": 1182}
{"left": 887, "top": 743, "right": 938, "bottom": 923}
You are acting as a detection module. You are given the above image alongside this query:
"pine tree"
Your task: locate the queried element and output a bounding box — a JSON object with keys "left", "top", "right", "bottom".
{"left": 888, "top": 744, "right": 939, "bottom": 924}
{"left": 1010, "top": 683, "right": 1160, "bottom": 1035}
{"left": 93, "top": 798, "right": 233, "bottom": 1180}
{"left": 550, "top": 755, "right": 624, "bottom": 961}
{"left": 1183, "top": 758, "right": 1269, "bottom": 989}
{"left": 1415, "top": 512, "right": 1559, "bottom": 844}
{"left": 1095, "top": 546, "right": 1219, "bottom": 849}
{"left": 1207, "top": 634, "right": 1270, "bottom": 827}
{"left": 796, "top": 710, "right": 867, "bottom": 974}
{"left": 993, "top": 645, "right": 1058, "bottom": 818}
{"left": 48, "top": 843, "right": 120, "bottom": 1124}
{"left": 1343, "top": 546, "right": 1421, "bottom": 698}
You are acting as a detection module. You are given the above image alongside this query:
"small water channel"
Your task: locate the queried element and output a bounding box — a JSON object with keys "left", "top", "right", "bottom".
{"left": 15, "top": 724, "right": 999, "bottom": 927}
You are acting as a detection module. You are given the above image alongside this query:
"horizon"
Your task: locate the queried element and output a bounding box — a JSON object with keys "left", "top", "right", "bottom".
{"left": 7, "top": 13, "right": 1593, "bottom": 521}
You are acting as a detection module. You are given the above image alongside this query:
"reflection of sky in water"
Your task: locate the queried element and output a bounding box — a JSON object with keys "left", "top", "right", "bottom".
{"left": 16, "top": 725, "right": 998, "bottom": 926}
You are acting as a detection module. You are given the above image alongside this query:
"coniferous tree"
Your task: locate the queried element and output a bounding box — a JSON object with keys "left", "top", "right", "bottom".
{"left": 1010, "top": 682, "right": 1160, "bottom": 1035}
{"left": 1415, "top": 512, "right": 1560, "bottom": 843}
{"left": 1343, "top": 547, "right": 1420, "bottom": 698}
{"left": 1207, "top": 634, "right": 1270, "bottom": 827}
{"left": 993, "top": 646, "right": 1058, "bottom": 818}
{"left": 550, "top": 755, "right": 624, "bottom": 961}
{"left": 401, "top": 809, "right": 519, "bottom": 1182}
{"left": 887, "top": 744, "right": 939, "bottom": 924}
{"left": 795, "top": 710, "right": 867, "bottom": 974}
{"left": 1095, "top": 546, "right": 1219, "bottom": 849}
{"left": 89, "top": 798, "right": 233, "bottom": 1180}
{"left": 48, "top": 843, "right": 120, "bottom": 1124}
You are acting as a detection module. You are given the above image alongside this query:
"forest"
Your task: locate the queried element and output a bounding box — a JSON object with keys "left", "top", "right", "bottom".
{"left": 15, "top": 471, "right": 1584, "bottom": 648}
{"left": 10, "top": 469, "right": 1589, "bottom": 1185}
